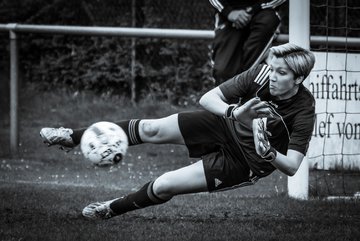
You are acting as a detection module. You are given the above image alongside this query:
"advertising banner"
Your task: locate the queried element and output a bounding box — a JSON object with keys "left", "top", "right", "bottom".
{"left": 308, "top": 52, "right": 360, "bottom": 170}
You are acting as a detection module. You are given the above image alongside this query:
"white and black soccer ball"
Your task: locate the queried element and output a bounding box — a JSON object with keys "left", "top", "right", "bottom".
{"left": 80, "top": 121, "right": 128, "bottom": 166}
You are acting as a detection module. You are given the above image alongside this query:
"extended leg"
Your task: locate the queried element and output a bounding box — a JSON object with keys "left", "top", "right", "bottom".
{"left": 40, "top": 113, "right": 184, "bottom": 148}
{"left": 137, "top": 114, "right": 184, "bottom": 145}
{"left": 82, "top": 160, "right": 208, "bottom": 219}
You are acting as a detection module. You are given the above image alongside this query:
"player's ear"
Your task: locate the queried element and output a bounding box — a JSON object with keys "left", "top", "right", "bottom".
{"left": 294, "top": 75, "right": 304, "bottom": 85}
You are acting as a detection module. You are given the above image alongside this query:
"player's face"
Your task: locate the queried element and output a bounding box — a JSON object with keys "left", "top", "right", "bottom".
{"left": 268, "top": 57, "right": 302, "bottom": 100}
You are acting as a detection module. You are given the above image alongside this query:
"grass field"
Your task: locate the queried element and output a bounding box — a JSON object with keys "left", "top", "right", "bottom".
{"left": 1, "top": 87, "right": 360, "bottom": 241}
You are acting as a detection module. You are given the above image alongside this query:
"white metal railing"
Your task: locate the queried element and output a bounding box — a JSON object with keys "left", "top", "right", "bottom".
{"left": 2, "top": 24, "right": 360, "bottom": 44}
{"left": 1, "top": 23, "right": 360, "bottom": 155}
{"left": 0, "top": 24, "right": 215, "bottom": 39}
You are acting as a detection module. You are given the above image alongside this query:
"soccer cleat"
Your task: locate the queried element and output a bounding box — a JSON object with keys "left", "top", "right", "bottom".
{"left": 40, "top": 127, "right": 75, "bottom": 149}
{"left": 82, "top": 198, "right": 120, "bottom": 220}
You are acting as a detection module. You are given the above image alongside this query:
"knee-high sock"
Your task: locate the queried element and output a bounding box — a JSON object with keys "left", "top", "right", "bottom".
{"left": 70, "top": 119, "right": 143, "bottom": 145}
{"left": 109, "top": 181, "right": 171, "bottom": 216}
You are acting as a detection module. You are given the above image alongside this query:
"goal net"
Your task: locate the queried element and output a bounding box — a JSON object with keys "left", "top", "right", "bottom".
{"left": 306, "top": 0, "right": 360, "bottom": 199}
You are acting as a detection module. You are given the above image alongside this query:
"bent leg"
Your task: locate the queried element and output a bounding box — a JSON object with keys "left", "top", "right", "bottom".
{"left": 153, "top": 160, "right": 208, "bottom": 200}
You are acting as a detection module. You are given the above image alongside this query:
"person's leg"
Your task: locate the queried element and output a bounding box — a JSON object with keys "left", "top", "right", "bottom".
{"left": 40, "top": 113, "right": 185, "bottom": 148}
{"left": 71, "top": 119, "right": 144, "bottom": 146}
{"left": 212, "top": 16, "right": 248, "bottom": 84}
{"left": 241, "top": 9, "right": 281, "bottom": 71}
{"left": 82, "top": 160, "right": 208, "bottom": 219}
{"left": 152, "top": 159, "right": 208, "bottom": 198}
{"left": 137, "top": 114, "right": 184, "bottom": 145}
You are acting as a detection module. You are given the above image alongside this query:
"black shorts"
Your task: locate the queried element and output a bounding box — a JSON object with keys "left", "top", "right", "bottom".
{"left": 178, "top": 110, "right": 259, "bottom": 192}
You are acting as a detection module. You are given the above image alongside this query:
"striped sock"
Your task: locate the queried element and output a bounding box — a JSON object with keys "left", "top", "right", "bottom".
{"left": 123, "top": 119, "right": 143, "bottom": 146}
{"left": 109, "top": 181, "right": 170, "bottom": 215}
{"left": 71, "top": 119, "right": 143, "bottom": 146}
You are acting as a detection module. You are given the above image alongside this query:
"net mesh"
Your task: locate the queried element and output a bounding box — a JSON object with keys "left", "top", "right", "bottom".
{"left": 308, "top": 0, "right": 360, "bottom": 197}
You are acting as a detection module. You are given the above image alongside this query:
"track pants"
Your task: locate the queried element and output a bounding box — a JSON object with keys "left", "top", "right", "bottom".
{"left": 212, "top": 9, "right": 281, "bottom": 84}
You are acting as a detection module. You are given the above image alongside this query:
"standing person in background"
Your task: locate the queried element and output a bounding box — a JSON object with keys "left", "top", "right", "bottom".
{"left": 209, "top": 0, "right": 287, "bottom": 84}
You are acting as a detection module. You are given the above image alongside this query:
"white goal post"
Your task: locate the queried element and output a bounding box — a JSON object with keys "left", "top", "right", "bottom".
{"left": 287, "top": 0, "right": 310, "bottom": 200}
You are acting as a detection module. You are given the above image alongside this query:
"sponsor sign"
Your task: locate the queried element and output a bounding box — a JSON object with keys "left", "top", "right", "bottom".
{"left": 308, "top": 52, "right": 360, "bottom": 169}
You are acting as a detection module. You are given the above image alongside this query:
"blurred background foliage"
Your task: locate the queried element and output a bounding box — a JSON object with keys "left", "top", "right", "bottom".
{"left": 0, "top": 0, "right": 359, "bottom": 104}
{"left": 0, "top": 0, "right": 285, "bottom": 105}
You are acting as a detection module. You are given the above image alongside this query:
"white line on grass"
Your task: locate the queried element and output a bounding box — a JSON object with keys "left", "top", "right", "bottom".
{"left": 0, "top": 179, "right": 123, "bottom": 190}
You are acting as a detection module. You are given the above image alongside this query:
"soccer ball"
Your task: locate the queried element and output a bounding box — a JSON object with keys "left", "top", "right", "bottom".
{"left": 80, "top": 121, "right": 128, "bottom": 166}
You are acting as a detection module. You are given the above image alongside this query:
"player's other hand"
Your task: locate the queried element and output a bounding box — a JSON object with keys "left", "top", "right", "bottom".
{"left": 227, "top": 10, "right": 251, "bottom": 29}
{"left": 232, "top": 97, "right": 273, "bottom": 126}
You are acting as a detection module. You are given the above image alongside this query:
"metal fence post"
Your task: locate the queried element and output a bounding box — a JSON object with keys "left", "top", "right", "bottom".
{"left": 9, "top": 28, "right": 19, "bottom": 154}
{"left": 130, "top": 0, "right": 137, "bottom": 105}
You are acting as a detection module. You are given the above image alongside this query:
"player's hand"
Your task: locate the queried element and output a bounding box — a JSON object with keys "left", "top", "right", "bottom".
{"left": 232, "top": 97, "right": 274, "bottom": 126}
{"left": 227, "top": 10, "right": 252, "bottom": 29}
{"left": 253, "top": 118, "right": 270, "bottom": 156}
{"left": 253, "top": 118, "right": 277, "bottom": 162}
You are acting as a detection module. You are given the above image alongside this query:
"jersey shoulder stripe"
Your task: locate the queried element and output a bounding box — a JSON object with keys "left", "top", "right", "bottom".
{"left": 253, "top": 65, "right": 271, "bottom": 86}
{"left": 209, "top": 0, "right": 224, "bottom": 12}
{"left": 261, "top": 0, "right": 287, "bottom": 9}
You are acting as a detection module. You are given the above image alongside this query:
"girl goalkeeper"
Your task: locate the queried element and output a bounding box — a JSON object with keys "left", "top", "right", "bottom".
{"left": 40, "top": 43, "right": 316, "bottom": 220}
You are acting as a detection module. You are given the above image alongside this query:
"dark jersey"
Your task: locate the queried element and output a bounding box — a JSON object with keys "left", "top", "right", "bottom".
{"left": 219, "top": 64, "right": 316, "bottom": 176}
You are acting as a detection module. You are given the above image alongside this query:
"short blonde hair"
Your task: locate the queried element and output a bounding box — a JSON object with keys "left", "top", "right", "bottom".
{"left": 269, "top": 43, "right": 315, "bottom": 79}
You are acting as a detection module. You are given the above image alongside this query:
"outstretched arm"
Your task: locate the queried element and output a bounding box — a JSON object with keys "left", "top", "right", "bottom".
{"left": 199, "top": 87, "right": 229, "bottom": 116}
{"left": 199, "top": 87, "right": 273, "bottom": 126}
